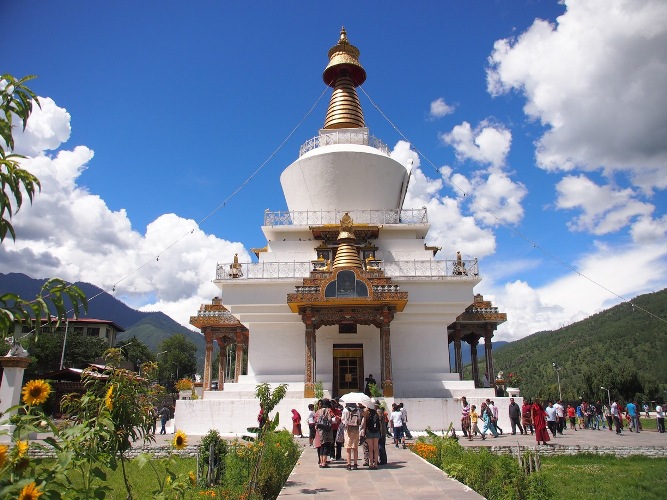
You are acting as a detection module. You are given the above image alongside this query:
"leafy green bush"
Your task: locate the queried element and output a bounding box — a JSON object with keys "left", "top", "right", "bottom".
{"left": 198, "top": 429, "right": 227, "bottom": 486}
{"left": 413, "top": 433, "right": 553, "bottom": 500}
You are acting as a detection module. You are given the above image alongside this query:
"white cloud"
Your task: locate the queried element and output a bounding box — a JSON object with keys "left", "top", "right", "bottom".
{"left": 6, "top": 96, "right": 248, "bottom": 329}
{"left": 429, "top": 97, "right": 455, "bottom": 119}
{"left": 487, "top": 0, "right": 667, "bottom": 187}
{"left": 441, "top": 121, "right": 512, "bottom": 169}
{"left": 555, "top": 175, "right": 654, "bottom": 234}
{"left": 468, "top": 170, "right": 527, "bottom": 226}
{"left": 392, "top": 141, "right": 496, "bottom": 258}
{"left": 12, "top": 97, "right": 71, "bottom": 156}
{"left": 482, "top": 241, "right": 667, "bottom": 341}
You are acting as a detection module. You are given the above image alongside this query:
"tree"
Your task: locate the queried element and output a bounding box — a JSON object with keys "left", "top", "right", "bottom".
{"left": 24, "top": 331, "right": 107, "bottom": 377}
{"left": 1, "top": 74, "right": 86, "bottom": 338}
{"left": 157, "top": 334, "right": 198, "bottom": 386}
{"left": 116, "top": 336, "right": 155, "bottom": 372}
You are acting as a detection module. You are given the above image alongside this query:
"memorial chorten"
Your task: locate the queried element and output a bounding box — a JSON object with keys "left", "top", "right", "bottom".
{"left": 178, "top": 29, "right": 504, "bottom": 434}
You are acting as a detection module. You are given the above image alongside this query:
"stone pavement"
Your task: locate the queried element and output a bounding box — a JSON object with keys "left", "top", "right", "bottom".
{"left": 278, "top": 442, "right": 483, "bottom": 499}
{"left": 276, "top": 424, "right": 667, "bottom": 499}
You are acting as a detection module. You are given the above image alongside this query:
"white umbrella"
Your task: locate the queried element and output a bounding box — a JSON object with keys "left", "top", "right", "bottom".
{"left": 340, "top": 392, "right": 371, "bottom": 405}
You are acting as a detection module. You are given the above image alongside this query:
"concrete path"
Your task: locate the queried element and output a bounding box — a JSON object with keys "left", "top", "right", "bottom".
{"left": 278, "top": 442, "right": 482, "bottom": 499}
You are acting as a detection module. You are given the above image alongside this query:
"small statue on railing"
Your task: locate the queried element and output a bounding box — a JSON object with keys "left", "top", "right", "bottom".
{"left": 453, "top": 251, "right": 468, "bottom": 276}
{"left": 229, "top": 253, "right": 243, "bottom": 278}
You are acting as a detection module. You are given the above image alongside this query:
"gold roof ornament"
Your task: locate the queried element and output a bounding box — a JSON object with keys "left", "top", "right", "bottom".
{"left": 322, "top": 27, "right": 366, "bottom": 129}
{"left": 333, "top": 213, "right": 363, "bottom": 269}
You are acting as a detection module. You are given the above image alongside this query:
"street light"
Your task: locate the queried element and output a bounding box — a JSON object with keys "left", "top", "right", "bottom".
{"left": 552, "top": 362, "right": 562, "bottom": 400}
{"left": 601, "top": 386, "right": 611, "bottom": 407}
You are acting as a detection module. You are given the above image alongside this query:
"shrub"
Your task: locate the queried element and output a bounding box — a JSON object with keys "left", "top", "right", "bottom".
{"left": 198, "top": 429, "right": 227, "bottom": 486}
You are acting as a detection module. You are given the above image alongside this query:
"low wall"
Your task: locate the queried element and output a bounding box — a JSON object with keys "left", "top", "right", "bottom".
{"left": 487, "top": 444, "right": 667, "bottom": 458}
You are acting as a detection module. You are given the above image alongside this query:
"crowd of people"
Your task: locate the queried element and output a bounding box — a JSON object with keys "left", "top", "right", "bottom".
{"left": 290, "top": 398, "right": 413, "bottom": 470}
{"left": 461, "top": 397, "right": 666, "bottom": 445}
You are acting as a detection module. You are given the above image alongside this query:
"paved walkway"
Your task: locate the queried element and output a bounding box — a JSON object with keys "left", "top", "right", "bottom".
{"left": 278, "top": 443, "right": 482, "bottom": 499}
{"left": 277, "top": 424, "right": 667, "bottom": 499}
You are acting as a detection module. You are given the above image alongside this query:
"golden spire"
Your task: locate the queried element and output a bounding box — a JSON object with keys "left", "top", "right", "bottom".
{"left": 322, "top": 27, "right": 366, "bottom": 130}
{"left": 333, "top": 213, "right": 363, "bottom": 269}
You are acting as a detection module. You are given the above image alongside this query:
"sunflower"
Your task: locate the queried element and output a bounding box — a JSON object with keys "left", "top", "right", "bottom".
{"left": 21, "top": 380, "right": 51, "bottom": 406}
{"left": 188, "top": 470, "right": 196, "bottom": 486}
{"left": 105, "top": 385, "right": 114, "bottom": 411}
{"left": 16, "top": 440, "right": 29, "bottom": 458}
{"left": 173, "top": 430, "right": 188, "bottom": 449}
{"left": 18, "top": 481, "right": 43, "bottom": 500}
{"left": 0, "top": 444, "right": 8, "bottom": 467}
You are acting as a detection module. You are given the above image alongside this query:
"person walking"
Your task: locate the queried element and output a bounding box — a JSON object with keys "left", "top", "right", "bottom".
{"left": 530, "top": 398, "right": 550, "bottom": 445}
{"left": 480, "top": 402, "right": 499, "bottom": 438}
{"left": 470, "top": 405, "right": 484, "bottom": 440}
{"left": 522, "top": 399, "right": 534, "bottom": 435}
{"left": 611, "top": 400, "right": 622, "bottom": 434}
{"left": 399, "top": 403, "right": 413, "bottom": 440}
{"left": 567, "top": 404, "right": 577, "bottom": 431}
{"left": 626, "top": 400, "right": 639, "bottom": 433}
{"left": 508, "top": 397, "right": 524, "bottom": 435}
{"left": 307, "top": 403, "right": 316, "bottom": 447}
{"left": 461, "top": 397, "right": 471, "bottom": 438}
{"left": 390, "top": 403, "right": 406, "bottom": 448}
{"left": 158, "top": 404, "right": 170, "bottom": 435}
{"left": 291, "top": 409, "right": 304, "bottom": 438}
{"left": 488, "top": 400, "right": 503, "bottom": 435}
{"left": 656, "top": 403, "right": 665, "bottom": 433}
{"left": 545, "top": 401, "right": 557, "bottom": 437}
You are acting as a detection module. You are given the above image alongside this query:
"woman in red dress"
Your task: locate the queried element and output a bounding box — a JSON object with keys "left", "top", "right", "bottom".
{"left": 292, "top": 409, "right": 304, "bottom": 438}
{"left": 530, "top": 398, "right": 550, "bottom": 445}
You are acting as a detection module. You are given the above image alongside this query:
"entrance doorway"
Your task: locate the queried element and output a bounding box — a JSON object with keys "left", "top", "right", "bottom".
{"left": 332, "top": 344, "right": 363, "bottom": 398}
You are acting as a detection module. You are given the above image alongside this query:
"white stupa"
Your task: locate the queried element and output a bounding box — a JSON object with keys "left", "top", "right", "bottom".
{"left": 177, "top": 29, "right": 508, "bottom": 434}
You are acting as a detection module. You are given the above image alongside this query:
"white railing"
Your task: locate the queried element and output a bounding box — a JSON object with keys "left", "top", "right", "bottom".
{"left": 299, "top": 130, "right": 390, "bottom": 157}
{"left": 264, "top": 208, "right": 428, "bottom": 226}
{"left": 215, "top": 258, "right": 479, "bottom": 281}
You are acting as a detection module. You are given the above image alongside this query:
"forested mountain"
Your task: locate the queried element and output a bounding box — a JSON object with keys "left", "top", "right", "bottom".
{"left": 1, "top": 273, "right": 207, "bottom": 370}
{"left": 478, "top": 288, "right": 667, "bottom": 404}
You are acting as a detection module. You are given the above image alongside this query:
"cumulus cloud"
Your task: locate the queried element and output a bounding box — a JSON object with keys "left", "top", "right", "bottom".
{"left": 6, "top": 96, "right": 249, "bottom": 329}
{"left": 487, "top": 0, "right": 667, "bottom": 186}
{"left": 441, "top": 121, "right": 512, "bottom": 169}
{"left": 555, "top": 175, "right": 654, "bottom": 234}
{"left": 391, "top": 141, "right": 496, "bottom": 258}
{"left": 481, "top": 241, "right": 667, "bottom": 341}
{"left": 428, "top": 97, "right": 455, "bottom": 119}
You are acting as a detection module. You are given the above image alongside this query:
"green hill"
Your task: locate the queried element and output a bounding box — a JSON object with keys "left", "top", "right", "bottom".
{"left": 476, "top": 288, "right": 667, "bottom": 404}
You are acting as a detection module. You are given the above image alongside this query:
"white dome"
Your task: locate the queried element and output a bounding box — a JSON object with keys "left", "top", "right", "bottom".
{"left": 280, "top": 143, "right": 408, "bottom": 212}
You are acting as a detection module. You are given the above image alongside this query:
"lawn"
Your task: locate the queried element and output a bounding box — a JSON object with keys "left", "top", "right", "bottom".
{"left": 540, "top": 454, "right": 667, "bottom": 497}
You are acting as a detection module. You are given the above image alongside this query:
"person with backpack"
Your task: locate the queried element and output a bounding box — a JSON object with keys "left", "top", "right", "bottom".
{"left": 362, "top": 400, "right": 381, "bottom": 469}
{"left": 342, "top": 402, "right": 361, "bottom": 470}
{"left": 315, "top": 399, "right": 336, "bottom": 468}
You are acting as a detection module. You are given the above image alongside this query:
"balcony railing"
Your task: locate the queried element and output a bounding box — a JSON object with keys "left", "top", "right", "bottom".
{"left": 299, "top": 129, "right": 390, "bottom": 157}
{"left": 216, "top": 258, "right": 479, "bottom": 281}
{"left": 264, "top": 208, "right": 428, "bottom": 226}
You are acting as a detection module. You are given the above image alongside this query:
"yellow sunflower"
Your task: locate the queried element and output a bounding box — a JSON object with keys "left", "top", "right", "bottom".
{"left": 188, "top": 470, "right": 196, "bottom": 486}
{"left": 105, "top": 385, "right": 114, "bottom": 411}
{"left": 18, "top": 481, "right": 43, "bottom": 500}
{"left": 0, "top": 444, "right": 8, "bottom": 467}
{"left": 16, "top": 440, "right": 29, "bottom": 458}
{"left": 21, "top": 380, "right": 51, "bottom": 406}
{"left": 173, "top": 430, "right": 188, "bottom": 449}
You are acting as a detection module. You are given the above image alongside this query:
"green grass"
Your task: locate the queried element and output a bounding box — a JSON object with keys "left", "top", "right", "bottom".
{"left": 36, "top": 456, "right": 198, "bottom": 498}
{"left": 540, "top": 454, "right": 667, "bottom": 497}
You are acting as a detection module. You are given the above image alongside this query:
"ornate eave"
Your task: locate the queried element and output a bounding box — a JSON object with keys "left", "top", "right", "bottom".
{"left": 287, "top": 266, "right": 407, "bottom": 313}
{"left": 310, "top": 224, "right": 379, "bottom": 242}
{"left": 190, "top": 297, "right": 248, "bottom": 343}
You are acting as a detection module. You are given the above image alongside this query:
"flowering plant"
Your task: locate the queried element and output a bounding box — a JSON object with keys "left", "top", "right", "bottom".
{"left": 175, "top": 378, "right": 194, "bottom": 391}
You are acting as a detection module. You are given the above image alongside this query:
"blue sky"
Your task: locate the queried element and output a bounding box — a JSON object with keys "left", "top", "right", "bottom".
{"left": 3, "top": 0, "right": 666, "bottom": 341}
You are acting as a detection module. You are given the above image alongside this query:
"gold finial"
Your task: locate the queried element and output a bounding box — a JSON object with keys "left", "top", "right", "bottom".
{"left": 322, "top": 28, "right": 366, "bottom": 129}
{"left": 333, "top": 214, "right": 363, "bottom": 269}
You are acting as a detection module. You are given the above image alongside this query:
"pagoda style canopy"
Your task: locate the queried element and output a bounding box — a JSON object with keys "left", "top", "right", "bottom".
{"left": 447, "top": 294, "right": 507, "bottom": 388}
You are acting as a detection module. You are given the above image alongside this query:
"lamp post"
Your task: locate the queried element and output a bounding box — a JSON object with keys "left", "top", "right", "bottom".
{"left": 601, "top": 386, "right": 611, "bottom": 408}
{"left": 552, "top": 362, "right": 562, "bottom": 400}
